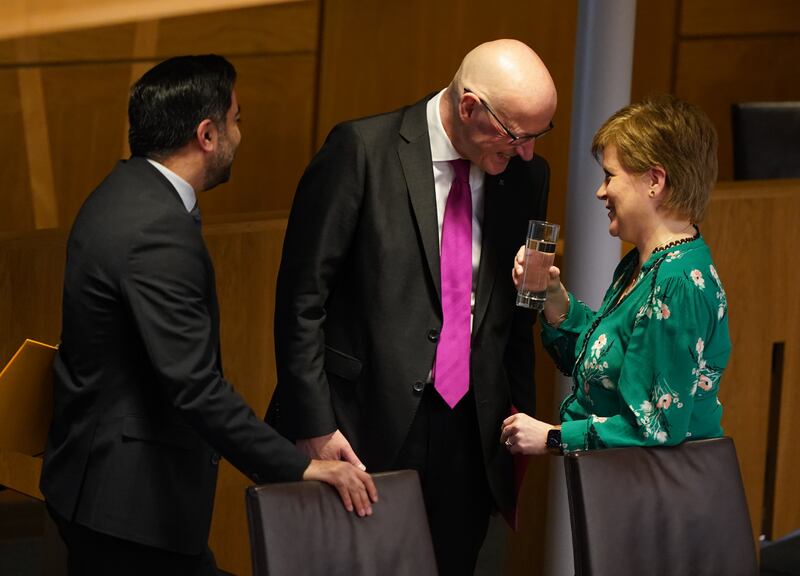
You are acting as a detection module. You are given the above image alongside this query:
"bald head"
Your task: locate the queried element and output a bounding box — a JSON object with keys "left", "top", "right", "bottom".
{"left": 441, "top": 39, "right": 557, "bottom": 174}
{"left": 452, "top": 39, "right": 556, "bottom": 125}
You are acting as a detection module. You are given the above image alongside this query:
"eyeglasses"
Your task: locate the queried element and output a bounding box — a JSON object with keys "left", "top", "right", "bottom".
{"left": 463, "top": 88, "right": 554, "bottom": 145}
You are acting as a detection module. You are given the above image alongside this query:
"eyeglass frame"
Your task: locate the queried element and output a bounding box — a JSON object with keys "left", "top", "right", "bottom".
{"left": 463, "top": 88, "right": 554, "bottom": 145}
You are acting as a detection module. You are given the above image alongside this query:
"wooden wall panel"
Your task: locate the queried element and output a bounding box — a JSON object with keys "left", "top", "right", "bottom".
{"left": 18, "top": 85, "right": 57, "bottom": 230}
{"left": 41, "top": 63, "right": 131, "bottom": 228}
{"left": 0, "top": 69, "right": 35, "bottom": 232}
{"left": 0, "top": 230, "right": 65, "bottom": 366}
{"left": 0, "top": 0, "right": 306, "bottom": 41}
{"left": 703, "top": 179, "right": 800, "bottom": 543}
{"left": 0, "top": 3, "right": 318, "bottom": 65}
{"left": 631, "top": 0, "right": 678, "bottom": 102}
{"left": 0, "top": 26, "right": 138, "bottom": 65}
{"left": 680, "top": 0, "right": 800, "bottom": 36}
{"left": 674, "top": 36, "right": 800, "bottom": 182}
{"left": 156, "top": 2, "right": 317, "bottom": 56}
{"left": 0, "top": 2, "right": 319, "bottom": 237}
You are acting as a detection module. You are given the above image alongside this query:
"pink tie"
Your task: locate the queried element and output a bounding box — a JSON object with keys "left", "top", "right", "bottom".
{"left": 435, "top": 159, "right": 472, "bottom": 408}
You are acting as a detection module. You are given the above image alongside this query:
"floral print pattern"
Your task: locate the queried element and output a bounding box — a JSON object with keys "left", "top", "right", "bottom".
{"left": 690, "top": 269, "right": 705, "bottom": 289}
{"left": 709, "top": 265, "right": 727, "bottom": 320}
{"left": 637, "top": 285, "right": 671, "bottom": 322}
{"left": 664, "top": 250, "right": 684, "bottom": 263}
{"left": 579, "top": 333, "right": 616, "bottom": 403}
{"left": 630, "top": 376, "right": 684, "bottom": 444}
{"left": 690, "top": 337, "right": 723, "bottom": 397}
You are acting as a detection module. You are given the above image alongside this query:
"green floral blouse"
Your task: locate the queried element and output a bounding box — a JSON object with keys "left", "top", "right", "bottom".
{"left": 541, "top": 235, "right": 730, "bottom": 452}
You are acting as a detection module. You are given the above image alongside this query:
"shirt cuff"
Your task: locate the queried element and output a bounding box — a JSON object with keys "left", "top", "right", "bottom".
{"left": 560, "top": 418, "right": 590, "bottom": 453}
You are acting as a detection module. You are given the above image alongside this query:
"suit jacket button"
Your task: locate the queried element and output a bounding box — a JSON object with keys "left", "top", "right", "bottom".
{"left": 210, "top": 453, "right": 220, "bottom": 466}
{"left": 427, "top": 329, "right": 440, "bottom": 343}
{"left": 412, "top": 380, "right": 425, "bottom": 393}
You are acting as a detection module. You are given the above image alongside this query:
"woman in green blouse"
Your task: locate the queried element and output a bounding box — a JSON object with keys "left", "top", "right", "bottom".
{"left": 501, "top": 95, "right": 730, "bottom": 455}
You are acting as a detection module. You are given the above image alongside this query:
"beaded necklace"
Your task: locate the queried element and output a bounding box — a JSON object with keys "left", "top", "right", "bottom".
{"left": 617, "top": 227, "right": 700, "bottom": 302}
{"left": 651, "top": 227, "right": 700, "bottom": 254}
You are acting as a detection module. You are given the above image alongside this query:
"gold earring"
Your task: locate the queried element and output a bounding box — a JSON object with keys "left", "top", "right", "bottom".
{"left": 648, "top": 188, "right": 656, "bottom": 198}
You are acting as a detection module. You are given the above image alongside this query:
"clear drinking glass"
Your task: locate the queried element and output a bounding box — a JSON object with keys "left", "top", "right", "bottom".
{"left": 516, "top": 220, "right": 560, "bottom": 310}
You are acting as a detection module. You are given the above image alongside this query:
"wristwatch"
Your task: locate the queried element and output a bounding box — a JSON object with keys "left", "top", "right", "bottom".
{"left": 546, "top": 427, "right": 562, "bottom": 455}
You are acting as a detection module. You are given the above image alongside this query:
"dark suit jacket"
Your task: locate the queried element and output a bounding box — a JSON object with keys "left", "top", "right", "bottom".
{"left": 40, "top": 157, "right": 309, "bottom": 555}
{"left": 268, "top": 95, "right": 549, "bottom": 519}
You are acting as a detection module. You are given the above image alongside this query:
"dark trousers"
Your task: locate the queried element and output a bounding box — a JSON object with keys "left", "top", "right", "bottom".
{"left": 394, "top": 386, "right": 492, "bottom": 576}
{"left": 47, "top": 505, "right": 220, "bottom": 576}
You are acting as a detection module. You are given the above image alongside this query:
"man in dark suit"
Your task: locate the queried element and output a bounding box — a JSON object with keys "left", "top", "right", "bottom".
{"left": 268, "top": 39, "right": 557, "bottom": 574}
{"left": 40, "top": 54, "right": 377, "bottom": 576}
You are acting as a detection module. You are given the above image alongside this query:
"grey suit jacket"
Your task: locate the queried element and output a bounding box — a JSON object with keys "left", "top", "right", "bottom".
{"left": 269, "top": 95, "right": 549, "bottom": 518}
{"left": 41, "top": 157, "right": 309, "bottom": 554}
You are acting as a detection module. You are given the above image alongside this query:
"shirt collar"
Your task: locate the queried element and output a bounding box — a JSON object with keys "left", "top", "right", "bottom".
{"left": 146, "top": 159, "right": 197, "bottom": 213}
{"left": 426, "top": 89, "right": 463, "bottom": 162}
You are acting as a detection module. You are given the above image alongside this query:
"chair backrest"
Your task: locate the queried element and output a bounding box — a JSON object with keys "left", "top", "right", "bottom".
{"left": 564, "top": 437, "right": 757, "bottom": 576}
{"left": 761, "top": 528, "right": 800, "bottom": 576}
{"left": 0, "top": 339, "right": 57, "bottom": 500}
{"left": 245, "top": 469, "right": 438, "bottom": 576}
{"left": 732, "top": 101, "right": 800, "bottom": 180}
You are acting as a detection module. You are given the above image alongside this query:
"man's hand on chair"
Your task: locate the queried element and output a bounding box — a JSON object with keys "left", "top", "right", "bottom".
{"left": 303, "top": 459, "right": 378, "bottom": 517}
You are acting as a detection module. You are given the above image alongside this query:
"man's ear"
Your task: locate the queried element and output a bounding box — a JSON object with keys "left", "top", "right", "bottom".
{"left": 459, "top": 92, "right": 479, "bottom": 123}
{"left": 196, "top": 119, "right": 216, "bottom": 152}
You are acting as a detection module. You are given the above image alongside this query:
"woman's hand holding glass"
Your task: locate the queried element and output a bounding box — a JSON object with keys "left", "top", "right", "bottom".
{"left": 513, "top": 245, "right": 569, "bottom": 326}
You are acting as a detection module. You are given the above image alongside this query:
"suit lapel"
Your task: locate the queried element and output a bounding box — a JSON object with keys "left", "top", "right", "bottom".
{"left": 473, "top": 173, "right": 505, "bottom": 336}
{"left": 398, "top": 98, "right": 441, "bottom": 300}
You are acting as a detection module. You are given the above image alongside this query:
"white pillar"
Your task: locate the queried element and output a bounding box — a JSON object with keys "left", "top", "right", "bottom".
{"left": 542, "top": 1, "right": 637, "bottom": 575}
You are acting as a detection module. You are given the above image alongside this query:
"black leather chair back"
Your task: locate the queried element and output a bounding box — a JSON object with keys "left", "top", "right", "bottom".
{"left": 732, "top": 102, "right": 800, "bottom": 180}
{"left": 245, "top": 469, "right": 438, "bottom": 576}
{"left": 564, "top": 437, "right": 757, "bottom": 576}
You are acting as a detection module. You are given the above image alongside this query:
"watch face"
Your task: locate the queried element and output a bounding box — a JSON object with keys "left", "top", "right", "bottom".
{"left": 546, "top": 428, "right": 561, "bottom": 449}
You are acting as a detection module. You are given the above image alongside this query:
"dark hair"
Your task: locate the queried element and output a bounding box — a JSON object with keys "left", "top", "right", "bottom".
{"left": 128, "top": 54, "right": 236, "bottom": 159}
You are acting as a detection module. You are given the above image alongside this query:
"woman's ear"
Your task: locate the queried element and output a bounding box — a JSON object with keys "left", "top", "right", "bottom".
{"left": 648, "top": 165, "right": 667, "bottom": 194}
